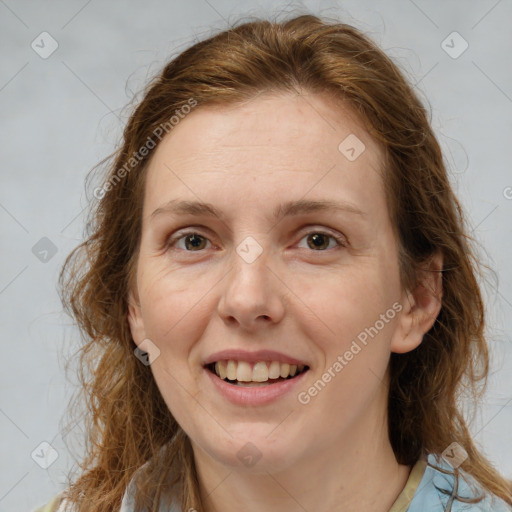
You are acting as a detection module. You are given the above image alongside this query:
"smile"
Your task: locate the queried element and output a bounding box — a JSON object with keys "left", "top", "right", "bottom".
{"left": 206, "top": 360, "right": 309, "bottom": 387}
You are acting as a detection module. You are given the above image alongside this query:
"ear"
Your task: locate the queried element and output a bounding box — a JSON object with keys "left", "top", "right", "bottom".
{"left": 391, "top": 251, "right": 443, "bottom": 354}
{"left": 127, "top": 288, "right": 146, "bottom": 347}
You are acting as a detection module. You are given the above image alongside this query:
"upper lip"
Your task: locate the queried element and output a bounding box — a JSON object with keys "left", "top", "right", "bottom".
{"left": 203, "top": 349, "right": 309, "bottom": 367}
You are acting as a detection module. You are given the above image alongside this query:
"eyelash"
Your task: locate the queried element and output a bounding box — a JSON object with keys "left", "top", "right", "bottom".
{"left": 165, "top": 228, "right": 347, "bottom": 253}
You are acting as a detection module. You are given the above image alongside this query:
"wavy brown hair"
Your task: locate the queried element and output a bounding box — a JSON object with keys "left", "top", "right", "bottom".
{"left": 58, "top": 12, "right": 512, "bottom": 512}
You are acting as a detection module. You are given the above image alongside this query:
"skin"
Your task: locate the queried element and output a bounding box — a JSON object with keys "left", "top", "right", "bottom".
{"left": 128, "top": 91, "right": 443, "bottom": 512}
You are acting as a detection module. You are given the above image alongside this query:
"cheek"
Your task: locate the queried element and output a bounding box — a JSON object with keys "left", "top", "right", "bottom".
{"left": 296, "top": 272, "right": 398, "bottom": 424}
{"left": 300, "top": 265, "right": 397, "bottom": 352}
{"left": 140, "top": 278, "right": 208, "bottom": 419}
{"left": 138, "top": 262, "right": 212, "bottom": 342}
{"left": 149, "top": 359, "right": 202, "bottom": 438}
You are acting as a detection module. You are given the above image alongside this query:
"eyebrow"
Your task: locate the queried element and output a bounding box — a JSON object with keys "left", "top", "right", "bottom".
{"left": 150, "top": 198, "right": 366, "bottom": 222}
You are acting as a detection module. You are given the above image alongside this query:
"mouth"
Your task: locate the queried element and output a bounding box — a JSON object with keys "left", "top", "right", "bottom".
{"left": 205, "top": 360, "right": 310, "bottom": 387}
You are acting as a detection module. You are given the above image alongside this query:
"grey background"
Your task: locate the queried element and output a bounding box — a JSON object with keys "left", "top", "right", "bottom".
{"left": 0, "top": 0, "right": 511, "bottom": 510}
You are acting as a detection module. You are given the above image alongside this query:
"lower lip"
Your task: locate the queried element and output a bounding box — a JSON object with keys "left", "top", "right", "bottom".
{"left": 205, "top": 367, "right": 309, "bottom": 406}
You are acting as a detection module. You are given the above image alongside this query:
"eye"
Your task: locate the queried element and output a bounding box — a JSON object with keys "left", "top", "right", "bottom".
{"left": 165, "top": 229, "right": 346, "bottom": 253}
{"left": 297, "top": 231, "right": 346, "bottom": 251}
{"left": 167, "top": 231, "right": 211, "bottom": 252}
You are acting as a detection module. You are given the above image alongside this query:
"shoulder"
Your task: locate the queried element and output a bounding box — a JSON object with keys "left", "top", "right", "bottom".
{"left": 31, "top": 491, "right": 71, "bottom": 512}
{"left": 408, "top": 454, "right": 512, "bottom": 511}
{"left": 120, "top": 476, "right": 182, "bottom": 512}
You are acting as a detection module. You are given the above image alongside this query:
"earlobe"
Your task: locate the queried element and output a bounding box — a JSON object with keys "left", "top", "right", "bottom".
{"left": 391, "top": 251, "right": 443, "bottom": 354}
{"left": 127, "top": 289, "right": 146, "bottom": 346}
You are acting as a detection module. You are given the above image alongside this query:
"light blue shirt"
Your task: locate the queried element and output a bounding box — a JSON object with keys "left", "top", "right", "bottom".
{"left": 46, "top": 453, "right": 511, "bottom": 511}
{"left": 406, "top": 454, "right": 511, "bottom": 511}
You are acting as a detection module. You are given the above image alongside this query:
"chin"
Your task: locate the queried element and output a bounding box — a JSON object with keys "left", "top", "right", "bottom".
{"left": 192, "top": 429, "right": 301, "bottom": 474}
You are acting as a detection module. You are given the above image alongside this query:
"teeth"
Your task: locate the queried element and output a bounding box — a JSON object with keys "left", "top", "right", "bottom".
{"left": 268, "top": 361, "right": 281, "bottom": 379}
{"left": 215, "top": 361, "right": 227, "bottom": 380}
{"left": 226, "top": 360, "right": 237, "bottom": 380}
{"left": 252, "top": 361, "right": 269, "bottom": 382}
{"left": 211, "top": 360, "right": 307, "bottom": 382}
{"left": 236, "top": 361, "right": 252, "bottom": 382}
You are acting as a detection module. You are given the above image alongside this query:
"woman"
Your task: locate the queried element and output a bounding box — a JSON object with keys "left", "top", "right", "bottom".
{"left": 36, "top": 13, "right": 511, "bottom": 512}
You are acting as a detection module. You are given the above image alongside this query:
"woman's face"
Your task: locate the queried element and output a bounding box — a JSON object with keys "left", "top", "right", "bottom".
{"left": 128, "top": 92, "right": 423, "bottom": 473}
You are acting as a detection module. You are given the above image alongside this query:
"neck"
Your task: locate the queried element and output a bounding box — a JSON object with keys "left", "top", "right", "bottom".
{"left": 192, "top": 391, "right": 412, "bottom": 512}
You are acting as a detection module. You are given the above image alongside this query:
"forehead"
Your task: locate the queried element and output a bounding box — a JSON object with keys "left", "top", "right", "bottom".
{"left": 142, "top": 91, "right": 387, "bottom": 221}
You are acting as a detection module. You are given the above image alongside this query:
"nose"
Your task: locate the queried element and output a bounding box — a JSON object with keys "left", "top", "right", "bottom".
{"left": 216, "top": 246, "right": 286, "bottom": 332}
